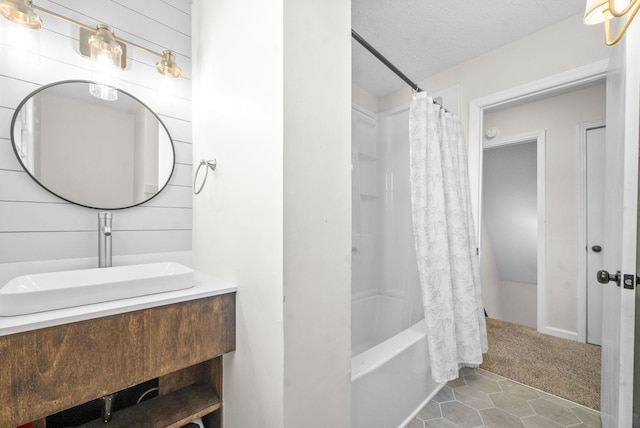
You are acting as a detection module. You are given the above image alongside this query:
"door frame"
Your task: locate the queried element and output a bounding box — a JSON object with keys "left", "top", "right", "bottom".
{"left": 577, "top": 120, "right": 607, "bottom": 343}
{"left": 468, "top": 59, "right": 608, "bottom": 338}
{"left": 483, "top": 131, "right": 545, "bottom": 329}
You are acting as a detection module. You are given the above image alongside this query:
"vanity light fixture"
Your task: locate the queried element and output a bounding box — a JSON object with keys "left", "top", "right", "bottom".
{"left": 156, "top": 50, "right": 182, "bottom": 78}
{"left": 84, "top": 25, "right": 122, "bottom": 100}
{"left": 584, "top": 0, "right": 640, "bottom": 45}
{"left": 88, "top": 25, "right": 122, "bottom": 70}
{"left": 0, "top": 0, "right": 41, "bottom": 29}
{"left": 0, "top": 0, "right": 183, "bottom": 78}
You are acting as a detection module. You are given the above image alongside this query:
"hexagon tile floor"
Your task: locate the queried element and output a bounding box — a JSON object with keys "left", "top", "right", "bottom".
{"left": 406, "top": 368, "right": 601, "bottom": 428}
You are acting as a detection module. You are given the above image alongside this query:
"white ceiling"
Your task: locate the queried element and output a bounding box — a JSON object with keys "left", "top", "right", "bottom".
{"left": 352, "top": 0, "right": 587, "bottom": 98}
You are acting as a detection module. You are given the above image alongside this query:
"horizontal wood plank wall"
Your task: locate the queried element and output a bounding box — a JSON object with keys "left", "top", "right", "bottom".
{"left": 0, "top": 0, "right": 192, "bottom": 264}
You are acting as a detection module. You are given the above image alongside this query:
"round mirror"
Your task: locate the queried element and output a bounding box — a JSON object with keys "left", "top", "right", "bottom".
{"left": 10, "top": 80, "right": 175, "bottom": 210}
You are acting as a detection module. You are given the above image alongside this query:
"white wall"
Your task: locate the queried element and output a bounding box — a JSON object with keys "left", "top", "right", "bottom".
{"left": 379, "top": 14, "right": 610, "bottom": 135}
{"left": 192, "top": 1, "right": 351, "bottom": 427}
{"left": 481, "top": 222, "right": 504, "bottom": 320}
{"left": 481, "top": 140, "right": 539, "bottom": 329}
{"left": 483, "top": 141, "right": 538, "bottom": 285}
{"left": 502, "top": 281, "right": 538, "bottom": 328}
{"left": 353, "top": 84, "right": 380, "bottom": 114}
{"left": 282, "top": 2, "right": 351, "bottom": 424}
{"left": 0, "top": 0, "right": 192, "bottom": 274}
{"left": 484, "top": 83, "right": 606, "bottom": 335}
{"left": 192, "top": 0, "right": 285, "bottom": 423}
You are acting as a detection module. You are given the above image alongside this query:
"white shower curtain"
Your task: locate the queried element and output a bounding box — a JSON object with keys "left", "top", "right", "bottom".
{"left": 409, "top": 92, "right": 488, "bottom": 383}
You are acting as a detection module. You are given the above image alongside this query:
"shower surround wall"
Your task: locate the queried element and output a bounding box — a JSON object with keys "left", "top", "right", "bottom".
{"left": 0, "top": 0, "right": 192, "bottom": 282}
{"left": 352, "top": 87, "right": 461, "bottom": 355}
{"left": 352, "top": 104, "right": 424, "bottom": 354}
{"left": 351, "top": 105, "right": 383, "bottom": 354}
{"left": 351, "top": 87, "right": 460, "bottom": 428}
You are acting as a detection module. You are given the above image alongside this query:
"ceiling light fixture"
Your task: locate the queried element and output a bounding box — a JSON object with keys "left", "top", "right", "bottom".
{"left": 584, "top": 0, "right": 640, "bottom": 45}
{"left": 0, "top": 0, "right": 182, "bottom": 79}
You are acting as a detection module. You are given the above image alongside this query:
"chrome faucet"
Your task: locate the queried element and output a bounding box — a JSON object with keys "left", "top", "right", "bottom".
{"left": 98, "top": 212, "right": 112, "bottom": 268}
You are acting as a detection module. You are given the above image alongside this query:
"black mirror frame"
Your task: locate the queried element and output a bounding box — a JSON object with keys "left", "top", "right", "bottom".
{"left": 10, "top": 80, "right": 176, "bottom": 210}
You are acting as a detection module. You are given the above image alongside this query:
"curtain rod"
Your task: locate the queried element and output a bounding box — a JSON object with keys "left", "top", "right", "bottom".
{"left": 351, "top": 29, "right": 423, "bottom": 93}
{"left": 352, "top": 30, "right": 448, "bottom": 111}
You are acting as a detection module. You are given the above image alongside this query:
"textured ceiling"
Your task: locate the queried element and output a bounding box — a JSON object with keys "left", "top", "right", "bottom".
{"left": 352, "top": 0, "right": 586, "bottom": 97}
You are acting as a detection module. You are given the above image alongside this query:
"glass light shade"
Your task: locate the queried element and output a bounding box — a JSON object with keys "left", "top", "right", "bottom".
{"left": 156, "top": 73, "right": 180, "bottom": 100}
{"left": 89, "top": 51, "right": 119, "bottom": 101}
{"left": 585, "top": 0, "right": 607, "bottom": 24}
{"left": 88, "top": 24, "right": 122, "bottom": 69}
{"left": 156, "top": 50, "right": 182, "bottom": 78}
{"left": 0, "top": 0, "right": 42, "bottom": 29}
{"left": 585, "top": 0, "right": 633, "bottom": 24}
{"left": 89, "top": 83, "right": 118, "bottom": 101}
{"left": 0, "top": 19, "right": 40, "bottom": 65}
{"left": 87, "top": 25, "right": 120, "bottom": 101}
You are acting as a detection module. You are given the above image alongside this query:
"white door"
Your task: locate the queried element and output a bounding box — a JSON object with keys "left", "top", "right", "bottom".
{"left": 586, "top": 126, "right": 605, "bottom": 346}
{"left": 600, "top": 21, "right": 640, "bottom": 428}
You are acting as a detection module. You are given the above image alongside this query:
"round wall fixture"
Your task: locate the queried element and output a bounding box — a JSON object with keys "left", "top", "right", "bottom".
{"left": 485, "top": 127, "right": 499, "bottom": 139}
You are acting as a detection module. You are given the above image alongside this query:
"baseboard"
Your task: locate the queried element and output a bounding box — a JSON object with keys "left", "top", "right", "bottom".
{"left": 540, "top": 326, "right": 579, "bottom": 342}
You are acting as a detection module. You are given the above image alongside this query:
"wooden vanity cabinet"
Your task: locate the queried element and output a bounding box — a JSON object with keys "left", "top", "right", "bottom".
{"left": 0, "top": 292, "right": 236, "bottom": 428}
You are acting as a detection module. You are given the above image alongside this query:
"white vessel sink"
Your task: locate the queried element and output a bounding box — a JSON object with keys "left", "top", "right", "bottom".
{"left": 0, "top": 262, "right": 195, "bottom": 316}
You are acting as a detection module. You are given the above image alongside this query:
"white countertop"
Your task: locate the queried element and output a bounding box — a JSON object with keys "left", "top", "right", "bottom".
{"left": 0, "top": 272, "right": 236, "bottom": 337}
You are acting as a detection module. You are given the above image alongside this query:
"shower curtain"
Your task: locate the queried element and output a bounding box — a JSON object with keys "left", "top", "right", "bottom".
{"left": 409, "top": 92, "right": 488, "bottom": 383}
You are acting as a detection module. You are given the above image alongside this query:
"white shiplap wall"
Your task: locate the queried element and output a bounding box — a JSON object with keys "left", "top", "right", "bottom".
{"left": 0, "top": 0, "right": 192, "bottom": 268}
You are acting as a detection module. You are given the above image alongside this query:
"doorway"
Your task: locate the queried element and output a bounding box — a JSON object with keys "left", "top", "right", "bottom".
{"left": 471, "top": 67, "right": 606, "bottom": 416}
{"left": 481, "top": 133, "right": 545, "bottom": 328}
{"left": 469, "top": 61, "right": 608, "bottom": 339}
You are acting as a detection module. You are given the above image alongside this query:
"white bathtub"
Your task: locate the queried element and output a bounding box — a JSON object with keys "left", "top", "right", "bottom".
{"left": 351, "top": 321, "right": 445, "bottom": 428}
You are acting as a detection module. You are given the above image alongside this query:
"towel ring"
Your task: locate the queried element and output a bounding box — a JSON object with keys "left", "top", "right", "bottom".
{"left": 193, "top": 159, "right": 217, "bottom": 195}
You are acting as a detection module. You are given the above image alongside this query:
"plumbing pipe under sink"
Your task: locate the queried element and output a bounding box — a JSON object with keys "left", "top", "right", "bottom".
{"left": 101, "top": 393, "right": 116, "bottom": 422}
{"left": 98, "top": 212, "right": 115, "bottom": 421}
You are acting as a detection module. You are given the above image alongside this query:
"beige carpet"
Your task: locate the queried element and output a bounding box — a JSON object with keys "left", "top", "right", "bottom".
{"left": 480, "top": 317, "right": 601, "bottom": 410}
